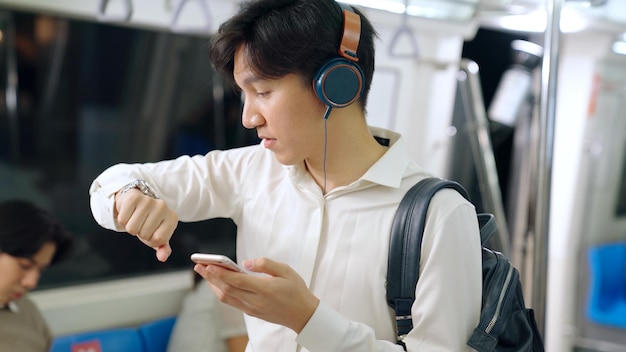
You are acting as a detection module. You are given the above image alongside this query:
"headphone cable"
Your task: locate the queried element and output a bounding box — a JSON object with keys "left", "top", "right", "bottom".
{"left": 322, "top": 106, "right": 331, "bottom": 194}
{"left": 323, "top": 116, "right": 328, "bottom": 194}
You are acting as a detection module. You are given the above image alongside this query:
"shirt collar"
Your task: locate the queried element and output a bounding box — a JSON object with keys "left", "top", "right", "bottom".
{"left": 0, "top": 301, "right": 19, "bottom": 313}
{"left": 287, "top": 127, "right": 412, "bottom": 190}
{"left": 359, "top": 127, "right": 411, "bottom": 188}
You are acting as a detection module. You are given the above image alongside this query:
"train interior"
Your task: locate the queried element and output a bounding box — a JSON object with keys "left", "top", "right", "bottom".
{"left": 0, "top": 0, "right": 625, "bottom": 351}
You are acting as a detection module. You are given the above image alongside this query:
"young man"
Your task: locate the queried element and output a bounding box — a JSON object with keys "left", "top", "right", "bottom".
{"left": 89, "top": 0, "right": 482, "bottom": 350}
{"left": 0, "top": 200, "right": 74, "bottom": 352}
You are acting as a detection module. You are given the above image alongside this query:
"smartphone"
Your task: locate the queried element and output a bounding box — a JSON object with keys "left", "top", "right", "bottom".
{"left": 190, "top": 253, "right": 247, "bottom": 273}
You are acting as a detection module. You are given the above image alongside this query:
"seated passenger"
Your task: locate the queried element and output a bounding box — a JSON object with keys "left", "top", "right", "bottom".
{"left": 167, "top": 273, "right": 248, "bottom": 352}
{"left": 0, "top": 200, "right": 74, "bottom": 352}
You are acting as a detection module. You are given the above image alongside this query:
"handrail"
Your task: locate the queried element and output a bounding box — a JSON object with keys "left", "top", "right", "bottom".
{"left": 456, "top": 59, "right": 511, "bottom": 255}
{"left": 170, "top": 0, "right": 212, "bottom": 35}
{"left": 97, "top": 0, "right": 133, "bottom": 23}
{"left": 532, "top": 0, "right": 562, "bottom": 336}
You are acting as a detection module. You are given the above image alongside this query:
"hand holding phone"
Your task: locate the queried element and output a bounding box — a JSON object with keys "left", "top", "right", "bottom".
{"left": 190, "top": 253, "right": 247, "bottom": 273}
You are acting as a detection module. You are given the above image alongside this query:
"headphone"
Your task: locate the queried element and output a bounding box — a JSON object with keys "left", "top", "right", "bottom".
{"left": 313, "top": 3, "right": 364, "bottom": 114}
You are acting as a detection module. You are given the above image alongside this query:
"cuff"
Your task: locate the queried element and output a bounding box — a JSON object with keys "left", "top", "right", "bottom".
{"left": 89, "top": 176, "right": 134, "bottom": 232}
{"left": 296, "top": 301, "right": 350, "bottom": 351}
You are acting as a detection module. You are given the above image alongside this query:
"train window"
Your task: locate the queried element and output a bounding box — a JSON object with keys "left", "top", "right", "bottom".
{"left": 0, "top": 11, "right": 258, "bottom": 289}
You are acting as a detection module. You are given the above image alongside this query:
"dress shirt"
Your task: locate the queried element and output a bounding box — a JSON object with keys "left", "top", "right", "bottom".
{"left": 90, "top": 127, "right": 482, "bottom": 352}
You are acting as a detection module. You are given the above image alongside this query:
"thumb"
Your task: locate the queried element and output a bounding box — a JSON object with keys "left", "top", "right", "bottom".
{"left": 243, "top": 257, "right": 287, "bottom": 277}
{"left": 155, "top": 242, "right": 172, "bottom": 262}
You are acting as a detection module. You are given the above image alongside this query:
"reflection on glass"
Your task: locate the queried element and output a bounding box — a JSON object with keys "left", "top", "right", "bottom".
{"left": 0, "top": 11, "right": 257, "bottom": 289}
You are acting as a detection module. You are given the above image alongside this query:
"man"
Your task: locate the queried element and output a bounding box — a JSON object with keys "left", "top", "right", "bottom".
{"left": 0, "top": 200, "right": 74, "bottom": 352}
{"left": 89, "top": 0, "right": 482, "bottom": 350}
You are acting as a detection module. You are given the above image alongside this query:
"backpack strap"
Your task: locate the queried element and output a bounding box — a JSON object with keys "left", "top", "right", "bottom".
{"left": 387, "top": 177, "right": 470, "bottom": 344}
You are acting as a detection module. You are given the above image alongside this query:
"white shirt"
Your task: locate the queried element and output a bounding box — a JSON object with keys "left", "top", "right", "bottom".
{"left": 89, "top": 127, "right": 482, "bottom": 352}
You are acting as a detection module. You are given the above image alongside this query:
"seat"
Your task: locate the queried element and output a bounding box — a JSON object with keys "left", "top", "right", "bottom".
{"left": 137, "top": 316, "right": 177, "bottom": 352}
{"left": 49, "top": 327, "right": 144, "bottom": 352}
{"left": 586, "top": 242, "right": 626, "bottom": 329}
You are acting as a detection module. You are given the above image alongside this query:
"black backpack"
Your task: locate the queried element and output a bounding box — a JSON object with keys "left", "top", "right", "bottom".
{"left": 387, "top": 177, "right": 545, "bottom": 351}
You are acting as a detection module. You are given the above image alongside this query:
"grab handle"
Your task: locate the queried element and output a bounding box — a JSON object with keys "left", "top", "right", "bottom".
{"left": 170, "top": 0, "right": 212, "bottom": 34}
{"left": 97, "top": 0, "right": 133, "bottom": 23}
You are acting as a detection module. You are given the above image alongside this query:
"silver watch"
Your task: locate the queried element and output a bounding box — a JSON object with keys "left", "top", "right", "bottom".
{"left": 119, "top": 179, "right": 158, "bottom": 199}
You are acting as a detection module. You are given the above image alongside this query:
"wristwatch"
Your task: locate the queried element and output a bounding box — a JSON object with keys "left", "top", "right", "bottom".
{"left": 119, "top": 179, "right": 158, "bottom": 199}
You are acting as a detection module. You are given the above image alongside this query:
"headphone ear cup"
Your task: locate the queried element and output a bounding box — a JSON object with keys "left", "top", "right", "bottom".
{"left": 313, "top": 57, "right": 364, "bottom": 108}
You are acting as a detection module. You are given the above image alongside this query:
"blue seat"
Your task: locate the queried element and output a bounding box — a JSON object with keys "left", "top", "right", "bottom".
{"left": 137, "top": 316, "right": 177, "bottom": 352}
{"left": 49, "top": 327, "right": 144, "bottom": 352}
{"left": 587, "top": 242, "right": 626, "bottom": 329}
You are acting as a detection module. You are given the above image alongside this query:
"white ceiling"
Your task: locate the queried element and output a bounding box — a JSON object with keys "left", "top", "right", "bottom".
{"left": 341, "top": 0, "right": 626, "bottom": 34}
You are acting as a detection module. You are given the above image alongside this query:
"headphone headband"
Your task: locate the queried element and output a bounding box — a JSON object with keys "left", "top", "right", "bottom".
{"left": 338, "top": 5, "right": 360, "bottom": 62}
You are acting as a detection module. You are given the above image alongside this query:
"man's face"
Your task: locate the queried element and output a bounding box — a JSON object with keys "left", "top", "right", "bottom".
{"left": 0, "top": 241, "right": 55, "bottom": 304}
{"left": 233, "top": 46, "right": 328, "bottom": 166}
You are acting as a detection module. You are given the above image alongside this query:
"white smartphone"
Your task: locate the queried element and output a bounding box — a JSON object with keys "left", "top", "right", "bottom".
{"left": 190, "top": 253, "right": 247, "bottom": 273}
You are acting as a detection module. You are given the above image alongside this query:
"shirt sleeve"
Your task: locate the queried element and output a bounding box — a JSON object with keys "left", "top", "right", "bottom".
{"left": 296, "top": 301, "right": 405, "bottom": 352}
{"left": 402, "top": 191, "right": 482, "bottom": 351}
{"left": 88, "top": 146, "right": 262, "bottom": 231}
{"left": 89, "top": 169, "right": 135, "bottom": 232}
{"left": 297, "top": 190, "right": 482, "bottom": 352}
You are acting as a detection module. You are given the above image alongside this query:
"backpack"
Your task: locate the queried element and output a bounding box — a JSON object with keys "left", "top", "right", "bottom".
{"left": 386, "top": 177, "right": 545, "bottom": 351}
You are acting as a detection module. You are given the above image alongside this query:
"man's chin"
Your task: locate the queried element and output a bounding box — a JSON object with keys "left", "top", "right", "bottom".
{"left": 271, "top": 152, "right": 300, "bottom": 166}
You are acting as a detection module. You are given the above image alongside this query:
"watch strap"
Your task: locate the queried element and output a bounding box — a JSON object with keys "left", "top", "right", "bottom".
{"left": 119, "top": 180, "right": 157, "bottom": 199}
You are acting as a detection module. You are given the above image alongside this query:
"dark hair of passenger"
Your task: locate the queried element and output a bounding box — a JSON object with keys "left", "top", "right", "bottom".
{"left": 209, "top": 0, "right": 378, "bottom": 109}
{"left": 0, "top": 199, "right": 74, "bottom": 264}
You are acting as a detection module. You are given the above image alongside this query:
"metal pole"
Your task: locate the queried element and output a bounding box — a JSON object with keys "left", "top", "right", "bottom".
{"left": 533, "top": 0, "right": 562, "bottom": 335}
{"left": 458, "top": 60, "right": 511, "bottom": 255}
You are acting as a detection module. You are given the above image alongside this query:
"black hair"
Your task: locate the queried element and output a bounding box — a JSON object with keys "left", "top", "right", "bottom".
{"left": 209, "top": 0, "right": 378, "bottom": 109}
{"left": 0, "top": 200, "right": 74, "bottom": 264}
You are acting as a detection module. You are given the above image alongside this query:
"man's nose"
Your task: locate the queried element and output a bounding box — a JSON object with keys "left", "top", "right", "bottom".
{"left": 241, "top": 101, "right": 264, "bottom": 129}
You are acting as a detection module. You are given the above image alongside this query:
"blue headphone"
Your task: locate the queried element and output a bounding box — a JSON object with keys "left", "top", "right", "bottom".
{"left": 313, "top": 3, "right": 364, "bottom": 114}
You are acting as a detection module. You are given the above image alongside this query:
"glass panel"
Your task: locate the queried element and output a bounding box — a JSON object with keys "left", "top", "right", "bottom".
{"left": 0, "top": 10, "right": 258, "bottom": 289}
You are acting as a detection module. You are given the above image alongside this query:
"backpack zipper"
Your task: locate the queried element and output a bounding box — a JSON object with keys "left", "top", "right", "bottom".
{"left": 485, "top": 264, "right": 514, "bottom": 334}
